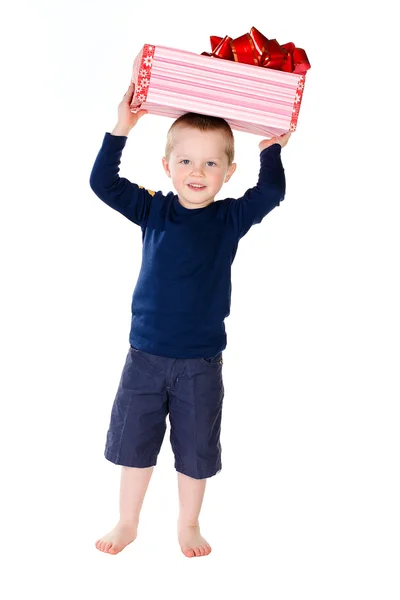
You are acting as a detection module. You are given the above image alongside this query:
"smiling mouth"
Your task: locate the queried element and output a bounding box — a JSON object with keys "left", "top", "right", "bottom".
{"left": 187, "top": 183, "right": 206, "bottom": 191}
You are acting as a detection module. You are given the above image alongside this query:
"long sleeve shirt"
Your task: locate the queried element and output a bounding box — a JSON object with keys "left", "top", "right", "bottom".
{"left": 89, "top": 132, "right": 286, "bottom": 358}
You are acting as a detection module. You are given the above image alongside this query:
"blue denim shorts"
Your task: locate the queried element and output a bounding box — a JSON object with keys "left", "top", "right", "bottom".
{"left": 104, "top": 345, "right": 224, "bottom": 479}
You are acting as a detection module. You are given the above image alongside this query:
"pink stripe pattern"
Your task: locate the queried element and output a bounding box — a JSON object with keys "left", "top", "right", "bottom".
{"left": 131, "top": 44, "right": 306, "bottom": 137}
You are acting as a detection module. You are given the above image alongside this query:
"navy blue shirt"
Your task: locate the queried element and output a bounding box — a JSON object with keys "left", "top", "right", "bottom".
{"left": 89, "top": 132, "right": 286, "bottom": 358}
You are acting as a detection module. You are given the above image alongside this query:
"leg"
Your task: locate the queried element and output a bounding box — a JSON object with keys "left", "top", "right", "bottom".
{"left": 97, "top": 346, "right": 170, "bottom": 554}
{"left": 169, "top": 354, "right": 224, "bottom": 557}
{"left": 177, "top": 472, "right": 212, "bottom": 557}
{"left": 95, "top": 465, "right": 154, "bottom": 554}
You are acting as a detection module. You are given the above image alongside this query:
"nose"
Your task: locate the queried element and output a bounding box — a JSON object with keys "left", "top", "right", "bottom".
{"left": 190, "top": 164, "right": 205, "bottom": 176}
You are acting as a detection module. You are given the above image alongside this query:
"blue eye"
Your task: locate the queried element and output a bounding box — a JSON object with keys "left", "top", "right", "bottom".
{"left": 179, "top": 159, "right": 217, "bottom": 166}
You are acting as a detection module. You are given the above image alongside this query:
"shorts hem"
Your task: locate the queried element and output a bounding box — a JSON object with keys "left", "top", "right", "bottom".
{"left": 175, "top": 462, "right": 222, "bottom": 480}
{"left": 105, "top": 450, "right": 158, "bottom": 468}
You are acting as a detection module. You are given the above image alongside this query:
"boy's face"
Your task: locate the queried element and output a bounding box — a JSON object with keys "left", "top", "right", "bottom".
{"left": 162, "top": 126, "right": 236, "bottom": 209}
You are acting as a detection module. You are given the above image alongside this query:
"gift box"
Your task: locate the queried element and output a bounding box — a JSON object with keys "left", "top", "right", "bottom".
{"left": 130, "top": 28, "right": 310, "bottom": 138}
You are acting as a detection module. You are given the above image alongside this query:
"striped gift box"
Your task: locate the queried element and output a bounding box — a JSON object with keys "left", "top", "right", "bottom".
{"left": 130, "top": 44, "right": 306, "bottom": 138}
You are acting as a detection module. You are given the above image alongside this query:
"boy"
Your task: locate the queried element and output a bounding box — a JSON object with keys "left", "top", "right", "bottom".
{"left": 89, "top": 82, "right": 291, "bottom": 558}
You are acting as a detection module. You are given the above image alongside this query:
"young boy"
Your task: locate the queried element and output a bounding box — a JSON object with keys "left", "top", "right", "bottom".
{"left": 89, "top": 82, "right": 291, "bottom": 558}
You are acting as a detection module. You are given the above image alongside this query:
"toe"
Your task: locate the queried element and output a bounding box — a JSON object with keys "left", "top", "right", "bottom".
{"left": 109, "top": 545, "right": 119, "bottom": 555}
{"left": 194, "top": 547, "right": 202, "bottom": 557}
{"left": 183, "top": 548, "right": 195, "bottom": 557}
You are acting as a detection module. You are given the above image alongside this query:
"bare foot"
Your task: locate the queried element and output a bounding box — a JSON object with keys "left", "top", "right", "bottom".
{"left": 95, "top": 522, "right": 138, "bottom": 555}
{"left": 178, "top": 522, "right": 212, "bottom": 558}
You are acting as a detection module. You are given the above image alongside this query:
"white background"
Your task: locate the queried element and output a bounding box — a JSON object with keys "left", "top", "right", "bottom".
{"left": 1, "top": 1, "right": 399, "bottom": 598}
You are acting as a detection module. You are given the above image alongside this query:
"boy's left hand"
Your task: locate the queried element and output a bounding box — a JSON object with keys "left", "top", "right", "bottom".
{"left": 259, "top": 131, "right": 291, "bottom": 152}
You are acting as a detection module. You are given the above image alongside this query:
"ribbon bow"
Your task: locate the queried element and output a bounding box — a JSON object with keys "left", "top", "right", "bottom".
{"left": 201, "top": 26, "right": 310, "bottom": 74}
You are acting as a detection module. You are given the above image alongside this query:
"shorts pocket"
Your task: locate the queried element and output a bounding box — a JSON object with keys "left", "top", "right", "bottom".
{"left": 128, "top": 345, "right": 163, "bottom": 374}
{"left": 200, "top": 353, "right": 223, "bottom": 365}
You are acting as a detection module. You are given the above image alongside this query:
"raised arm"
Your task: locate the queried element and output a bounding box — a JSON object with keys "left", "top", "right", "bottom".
{"left": 89, "top": 83, "right": 152, "bottom": 226}
{"left": 228, "top": 132, "right": 291, "bottom": 239}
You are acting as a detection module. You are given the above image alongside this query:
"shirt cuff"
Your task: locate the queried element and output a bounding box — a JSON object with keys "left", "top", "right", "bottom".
{"left": 260, "top": 143, "right": 281, "bottom": 157}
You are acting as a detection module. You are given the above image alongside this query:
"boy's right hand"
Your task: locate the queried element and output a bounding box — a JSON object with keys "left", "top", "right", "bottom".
{"left": 259, "top": 131, "right": 291, "bottom": 152}
{"left": 112, "top": 82, "right": 147, "bottom": 135}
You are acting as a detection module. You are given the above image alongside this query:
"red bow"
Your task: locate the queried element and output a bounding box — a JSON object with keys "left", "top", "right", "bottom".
{"left": 201, "top": 26, "right": 310, "bottom": 74}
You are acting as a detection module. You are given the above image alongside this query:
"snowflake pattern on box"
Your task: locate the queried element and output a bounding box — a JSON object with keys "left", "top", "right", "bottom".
{"left": 289, "top": 74, "right": 306, "bottom": 131}
{"left": 132, "top": 44, "right": 155, "bottom": 107}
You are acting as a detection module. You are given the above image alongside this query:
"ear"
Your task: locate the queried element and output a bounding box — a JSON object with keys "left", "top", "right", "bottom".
{"left": 224, "top": 162, "right": 237, "bottom": 183}
{"left": 162, "top": 157, "right": 171, "bottom": 178}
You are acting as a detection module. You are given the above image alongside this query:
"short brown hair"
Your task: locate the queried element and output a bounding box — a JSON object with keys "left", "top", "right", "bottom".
{"left": 165, "top": 113, "right": 235, "bottom": 165}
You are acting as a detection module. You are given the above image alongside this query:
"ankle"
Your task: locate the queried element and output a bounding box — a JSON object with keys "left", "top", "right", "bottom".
{"left": 118, "top": 518, "right": 139, "bottom": 529}
{"left": 178, "top": 517, "right": 199, "bottom": 528}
